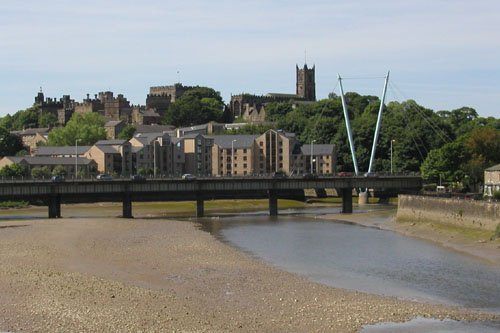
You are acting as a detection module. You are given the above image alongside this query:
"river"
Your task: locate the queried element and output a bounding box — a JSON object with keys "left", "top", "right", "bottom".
{"left": 199, "top": 205, "right": 500, "bottom": 331}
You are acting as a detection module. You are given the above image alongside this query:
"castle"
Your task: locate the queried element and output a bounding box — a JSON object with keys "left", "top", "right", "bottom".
{"left": 229, "top": 64, "right": 316, "bottom": 122}
{"left": 30, "top": 64, "right": 316, "bottom": 126}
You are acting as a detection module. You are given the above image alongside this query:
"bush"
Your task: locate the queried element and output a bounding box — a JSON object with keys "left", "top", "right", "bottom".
{"left": 495, "top": 224, "right": 500, "bottom": 239}
{"left": 493, "top": 191, "right": 500, "bottom": 200}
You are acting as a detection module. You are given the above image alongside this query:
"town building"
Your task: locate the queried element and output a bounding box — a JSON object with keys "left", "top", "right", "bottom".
{"left": 484, "top": 163, "right": 500, "bottom": 197}
{"left": 146, "top": 84, "right": 193, "bottom": 117}
{"left": 11, "top": 127, "right": 50, "bottom": 153}
{"left": 84, "top": 140, "right": 132, "bottom": 176}
{"left": 229, "top": 64, "right": 316, "bottom": 122}
{"left": 104, "top": 120, "right": 126, "bottom": 140}
{"left": 129, "top": 132, "right": 173, "bottom": 176}
{"left": 0, "top": 156, "right": 96, "bottom": 178}
{"left": 210, "top": 129, "right": 336, "bottom": 176}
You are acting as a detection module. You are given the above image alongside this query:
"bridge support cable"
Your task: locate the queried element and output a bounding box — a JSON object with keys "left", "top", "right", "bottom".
{"left": 268, "top": 190, "right": 278, "bottom": 216}
{"left": 367, "top": 71, "right": 390, "bottom": 173}
{"left": 338, "top": 75, "right": 359, "bottom": 176}
{"left": 340, "top": 188, "right": 353, "bottom": 214}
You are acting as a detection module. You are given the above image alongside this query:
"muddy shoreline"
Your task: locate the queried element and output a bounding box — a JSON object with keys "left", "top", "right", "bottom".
{"left": 0, "top": 214, "right": 498, "bottom": 332}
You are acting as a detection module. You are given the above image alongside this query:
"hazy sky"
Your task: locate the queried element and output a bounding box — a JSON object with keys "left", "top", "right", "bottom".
{"left": 1, "top": 0, "right": 499, "bottom": 118}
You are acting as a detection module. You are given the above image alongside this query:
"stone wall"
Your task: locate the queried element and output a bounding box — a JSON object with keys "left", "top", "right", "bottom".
{"left": 397, "top": 195, "right": 499, "bottom": 231}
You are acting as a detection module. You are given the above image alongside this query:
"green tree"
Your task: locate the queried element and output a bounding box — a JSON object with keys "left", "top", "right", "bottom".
{"left": 266, "top": 102, "right": 294, "bottom": 121}
{"left": 47, "top": 112, "right": 107, "bottom": 146}
{"left": 31, "top": 166, "right": 51, "bottom": 179}
{"left": 0, "top": 126, "right": 25, "bottom": 157}
{"left": 11, "top": 106, "right": 39, "bottom": 130}
{"left": 163, "top": 87, "right": 225, "bottom": 127}
{"left": 38, "top": 112, "right": 58, "bottom": 128}
{"left": 52, "top": 165, "right": 67, "bottom": 177}
{"left": 0, "top": 163, "right": 26, "bottom": 178}
{"left": 117, "top": 124, "right": 136, "bottom": 140}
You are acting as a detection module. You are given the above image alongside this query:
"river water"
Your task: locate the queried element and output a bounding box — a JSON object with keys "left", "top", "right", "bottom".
{"left": 199, "top": 205, "right": 500, "bottom": 330}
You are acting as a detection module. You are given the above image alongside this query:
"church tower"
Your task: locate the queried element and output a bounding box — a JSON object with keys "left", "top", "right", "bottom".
{"left": 296, "top": 64, "right": 316, "bottom": 101}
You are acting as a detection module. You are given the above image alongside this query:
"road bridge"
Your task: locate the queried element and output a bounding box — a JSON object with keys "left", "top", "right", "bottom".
{"left": 0, "top": 176, "right": 422, "bottom": 218}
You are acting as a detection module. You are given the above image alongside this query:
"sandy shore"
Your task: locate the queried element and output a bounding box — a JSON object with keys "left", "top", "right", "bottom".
{"left": 0, "top": 216, "right": 498, "bottom": 332}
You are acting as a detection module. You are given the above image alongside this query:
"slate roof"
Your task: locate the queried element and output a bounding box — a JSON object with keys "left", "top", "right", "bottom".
{"left": 211, "top": 135, "right": 258, "bottom": 149}
{"left": 300, "top": 144, "right": 335, "bottom": 156}
{"left": 135, "top": 124, "right": 175, "bottom": 133}
{"left": 486, "top": 163, "right": 500, "bottom": 171}
{"left": 11, "top": 127, "right": 51, "bottom": 136}
{"left": 4, "top": 156, "right": 94, "bottom": 165}
{"left": 95, "top": 139, "right": 128, "bottom": 145}
{"left": 95, "top": 145, "right": 120, "bottom": 154}
{"left": 34, "top": 146, "right": 92, "bottom": 156}
{"left": 104, "top": 120, "right": 123, "bottom": 127}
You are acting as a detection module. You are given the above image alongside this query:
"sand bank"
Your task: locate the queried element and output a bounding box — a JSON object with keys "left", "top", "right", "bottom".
{"left": 0, "top": 217, "right": 497, "bottom": 332}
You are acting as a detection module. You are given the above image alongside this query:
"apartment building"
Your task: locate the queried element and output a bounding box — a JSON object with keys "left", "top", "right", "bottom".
{"left": 129, "top": 132, "right": 172, "bottom": 176}
{"left": 182, "top": 133, "right": 213, "bottom": 176}
{"left": 211, "top": 130, "right": 336, "bottom": 176}
{"left": 84, "top": 140, "right": 132, "bottom": 176}
{"left": 212, "top": 135, "right": 258, "bottom": 176}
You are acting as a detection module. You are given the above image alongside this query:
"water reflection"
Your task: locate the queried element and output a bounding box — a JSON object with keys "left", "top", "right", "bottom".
{"left": 200, "top": 211, "right": 500, "bottom": 312}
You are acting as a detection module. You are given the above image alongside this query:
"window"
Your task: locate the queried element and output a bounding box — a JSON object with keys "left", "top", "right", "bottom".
{"left": 243, "top": 149, "right": 247, "bottom": 153}
{"left": 243, "top": 156, "right": 247, "bottom": 161}
{"left": 243, "top": 163, "right": 247, "bottom": 168}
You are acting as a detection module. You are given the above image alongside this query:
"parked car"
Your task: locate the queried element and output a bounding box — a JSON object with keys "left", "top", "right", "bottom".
{"left": 337, "top": 171, "right": 353, "bottom": 177}
{"left": 363, "top": 172, "right": 378, "bottom": 177}
{"left": 130, "top": 175, "right": 146, "bottom": 182}
{"left": 51, "top": 175, "right": 65, "bottom": 183}
{"left": 181, "top": 173, "right": 196, "bottom": 180}
{"left": 302, "top": 172, "right": 317, "bottom": 179}
{"left": 96, "top": 173, "right": 113, "bottom": 181}
{"left": 272, "top": 171, "right": 287, "bottom": 179}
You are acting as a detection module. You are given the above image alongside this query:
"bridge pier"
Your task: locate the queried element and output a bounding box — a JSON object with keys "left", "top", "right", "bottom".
{"left": 269, "top": 190, "right": 278, "bottom": 216}
{"left": 122, "top": 193, "right": 133, "bottom": 218}
{"left": 48, "top": 195, "right": 61, "bottom": 218}
{"left": 341, "top": 188, "right": 353, "bottom": 213}
{"left": 196, "top": 194, "right": 204, "bottom": 217}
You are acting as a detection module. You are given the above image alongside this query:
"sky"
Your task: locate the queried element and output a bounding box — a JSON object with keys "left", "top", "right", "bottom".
{"left": 1, "top": 0, "right": 499, "bottom": 118}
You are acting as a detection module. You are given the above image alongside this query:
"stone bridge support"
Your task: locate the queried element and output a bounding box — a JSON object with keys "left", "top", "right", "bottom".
{"left": 341, "top": 188, "right": 353, "bottom": 213}
{"left": 269, "top": 190, "right": 278, "bottom": 216}
{"left": 122, "top": 193, "right": 133, "bottom": 218}
{"left": 196, "top": 194, "right": 204, "bottom": 218}
{"left": 48, "top": 194, "right": 61, "bottom": 218}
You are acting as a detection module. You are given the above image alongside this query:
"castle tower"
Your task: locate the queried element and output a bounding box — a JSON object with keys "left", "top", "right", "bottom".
{"left": 296, "top": 64, "right": 316, "bottom": 101}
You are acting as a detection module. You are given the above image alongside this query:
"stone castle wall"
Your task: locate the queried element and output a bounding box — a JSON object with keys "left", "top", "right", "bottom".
{"left": 397, "top": 195, "right": 499, "bottom": 231}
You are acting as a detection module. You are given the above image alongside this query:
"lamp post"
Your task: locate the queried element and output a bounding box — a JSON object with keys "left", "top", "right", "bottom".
{"left": 153, "top": 138, "right": 161, "bottom": 178}
{"left": 390, "top": 139, "right": 395, "bottom": 174}
{"left": 310, "top": 140, "right": 316, "bottom": 173}
{"left": 75, "top": 139, "right": 81, "bottom": 179}
{"left": 231, "top": 139, "right": 237, "bottom": 176}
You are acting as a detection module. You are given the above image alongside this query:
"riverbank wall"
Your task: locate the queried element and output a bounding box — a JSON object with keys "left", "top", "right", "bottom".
{"left": 397, "top": 195, "right": 499, "bottom": 231}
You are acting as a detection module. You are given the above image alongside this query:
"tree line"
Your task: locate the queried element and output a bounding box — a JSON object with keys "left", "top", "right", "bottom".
{"left": 1, "top": 87, "right": 499, "bottom": 191}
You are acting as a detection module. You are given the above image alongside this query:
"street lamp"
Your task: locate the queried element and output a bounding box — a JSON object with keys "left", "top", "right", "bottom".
{"left": 75, "top": 139, "right": 81, "bottom": 179}
{"left": 231, "top": 139, "right": 237, "bottom": 176}
{"left": 153, "top": 138, "right": 161, "bottom": 178}
{"left": 310, "top": 140, "right": 316, "bottom": 173}
{"left": 390, "top": 139, "right": 395, "bottom": 174}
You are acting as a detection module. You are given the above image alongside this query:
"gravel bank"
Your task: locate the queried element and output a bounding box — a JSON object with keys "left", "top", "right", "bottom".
{"left": 0, "top": 217, "right": 497, "bottom": 332}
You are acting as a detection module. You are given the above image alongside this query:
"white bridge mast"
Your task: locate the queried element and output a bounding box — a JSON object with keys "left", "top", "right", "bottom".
{"left": 338, "top": 71, "right": 390, "bottom": 175}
